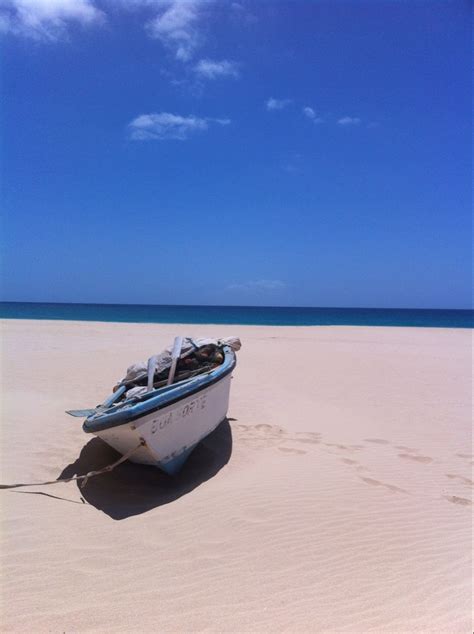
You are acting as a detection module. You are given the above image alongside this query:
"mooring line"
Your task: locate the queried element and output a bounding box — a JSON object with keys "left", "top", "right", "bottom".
{"left": 0, "top": 441, "right": 145, "bottom": 490}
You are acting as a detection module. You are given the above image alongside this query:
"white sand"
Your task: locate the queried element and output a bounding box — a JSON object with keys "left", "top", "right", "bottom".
{"left": 0, "top": 320, "right": 472, "bottom": 633}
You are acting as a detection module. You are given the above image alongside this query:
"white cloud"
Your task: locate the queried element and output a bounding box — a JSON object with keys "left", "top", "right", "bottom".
{"left": 0, "top": 0, "right": 104, "bottom": 40}
{"left": 337, "top": 116, "right": 361, "bottom": 126}
{"left": 228, "top": 279, "right": 287, "bottom": 292}
{"left": 266, "top": 97, "right": 291, "bottom": 111}
{"left": 128, "top": 112, "right": 230, "bottom": 141}
{"left": 194, "top": 58, "right": 239, "bottom": 80}
{"left": 0, "top": 0, "right": 243, "bottom": 91}
{"left": 303, "top": 106, "right": 323, "bottom": 123}
{"left": 146, "top": 0, "right": 205, "bottom": 62}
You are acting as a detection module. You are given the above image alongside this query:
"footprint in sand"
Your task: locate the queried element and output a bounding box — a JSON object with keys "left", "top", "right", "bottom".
{"left": 323, "top": 442, "right": 366, "bottom": 454}
{"left": 341, "top": 457, "right": 369, "bottom": 472}
{"left": 444, "top": 495, "right": 472, "bottom": 506}
{"left": 324, "top": 442, "right": 350, "bottom": 451}
{"left": 278, "top": 447, "right": 307, "bottom": 455}
{"left": 395, "top": 446, "right": 418, "bottom": 453}
{"left": 398, "top": 453, "right": 432, "bottom": 464}
{"left": 445, "top": 474, "right": 473, "bottom": 486}
{"left": 364, "top": 438, "right": 390, "bottom": 445}
{"left": 235, "top": 423, "right": 286, "bottom": 449}
{"left": 236, "top": 424, "right": 282, "bottom": 436}
{"left": 294, "top": 432, "right": 321, "bottom": 445}
{"left": 234, "top": 424, "right": 325, "bottom": 456}
{"left": 359, "top": 476, "right": 408, "bottom": 494}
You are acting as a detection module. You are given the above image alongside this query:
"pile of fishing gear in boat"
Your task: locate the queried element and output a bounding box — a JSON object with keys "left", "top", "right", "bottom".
{"left": 114, "top": 336, "right": 241, "bottom": 401}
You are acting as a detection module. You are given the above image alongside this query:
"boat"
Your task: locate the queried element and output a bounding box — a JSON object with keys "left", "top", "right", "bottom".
{"left": 67, "top": 337, "right": 240, "bottom": 475}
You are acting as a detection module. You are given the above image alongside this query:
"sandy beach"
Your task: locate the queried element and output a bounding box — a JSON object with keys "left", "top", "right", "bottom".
{"left": 0, "top": 319, "right": 471, "bottom": 633}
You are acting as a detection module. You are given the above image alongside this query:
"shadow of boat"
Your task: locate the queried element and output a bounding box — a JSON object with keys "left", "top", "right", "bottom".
{"left": 58, "top": 418, "right": 233, "bottom": 520}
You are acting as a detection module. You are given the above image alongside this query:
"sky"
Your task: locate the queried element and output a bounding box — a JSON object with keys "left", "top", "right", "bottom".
{"left": 0, "top": 0, "right": 471, "bottom": 309}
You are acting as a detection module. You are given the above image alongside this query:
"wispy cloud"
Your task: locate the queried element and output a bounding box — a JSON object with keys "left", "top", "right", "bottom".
{"left": 213, "top": 117, "right": 231, "bottom": 126}
{"left": 266, "top": 97, "right": 292, "bottom": 111}
{"left": 280, "top": 152, "right": 304, "bottom": 173}
{"left": 194, "top": 58, "right": 239, "bottom": 80}
{"left": 128, "top": 112, "right": 230, "bottom": 141}
{"left": 145, "top": 0, "right": 206, "bottom": 62}
{"left": 302, "top": 106, "right": 323, "bottom": 123}
{"left": 337, "top": 116, "right": 361, "bottom": 126}
{"left": 1, "top": 0, "right": 244, "bottom": 89}
{"left": 142, "top": 2, "right": 243, "bottom": 86}
{"left": 230, "top": 1, "right": 257, "bottom": 24}
{"left": 0, "top": 0, "right": 104, "bottom": 40}
{"left": 228, "top": 279, "right": 287, "bottom": 292}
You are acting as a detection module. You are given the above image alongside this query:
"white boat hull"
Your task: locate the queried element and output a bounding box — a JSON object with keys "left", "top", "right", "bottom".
{"left": 90, "top": 373, "right": 232, "bottom": 475}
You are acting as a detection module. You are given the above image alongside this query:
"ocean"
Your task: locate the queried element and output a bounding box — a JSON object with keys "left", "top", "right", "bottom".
{"left": 0, "top": 302, "right": 472, "bottom": 328}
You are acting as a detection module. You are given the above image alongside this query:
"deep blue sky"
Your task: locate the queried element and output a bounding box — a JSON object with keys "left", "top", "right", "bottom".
{"left": 1, "top": 1, "right": 471, "bottom": 308}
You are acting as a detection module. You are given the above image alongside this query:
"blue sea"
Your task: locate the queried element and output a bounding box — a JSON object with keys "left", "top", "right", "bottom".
{"left": 0, "top": 302, "right": 472, "bottom": 328}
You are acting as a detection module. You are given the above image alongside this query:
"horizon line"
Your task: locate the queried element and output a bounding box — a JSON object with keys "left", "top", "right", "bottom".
{"left": 0, "top": 300, "right": 472, "bottom": 312}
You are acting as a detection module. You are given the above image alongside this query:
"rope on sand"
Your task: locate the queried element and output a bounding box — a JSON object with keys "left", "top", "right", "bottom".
{"left": 0, "top": 441, "right": 146, "bottom": 490}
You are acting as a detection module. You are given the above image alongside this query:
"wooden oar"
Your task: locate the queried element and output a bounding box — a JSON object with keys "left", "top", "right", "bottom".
{"left": 65, "top": 384, "right": 127, "bottom": 417}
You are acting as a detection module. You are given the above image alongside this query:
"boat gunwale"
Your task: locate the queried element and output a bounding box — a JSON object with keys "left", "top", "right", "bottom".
{"left": 82, "top": 347, "right": 236, "bottom": 434}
